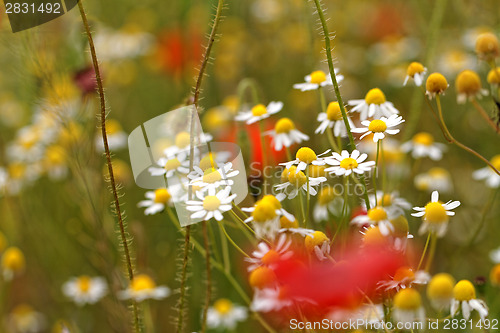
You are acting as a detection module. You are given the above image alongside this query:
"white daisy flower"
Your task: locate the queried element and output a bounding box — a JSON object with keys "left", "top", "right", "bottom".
{"left": 351, "top": 114, "right": 405, "bottom": 142}
{"left": 305, "top": 231, "right": 331, "bottom": 261}
{"left": 348, "top": 88, "right": 399, "bottom": 121}
{"left": 364, "top": 191, "right": 412, "bottom": 219}
{"left": 161, "top": 131, "right": 212, "bottom": 157}
{"left": 393, "top": 288, "right": 426, "bottom": 328}
{"left": 293, "top": 69, "right": 343, "bottom": 91}
{"left": 315, "top": 101, "right": 355, "bottom": 136}
{"left": 62, "top": 276, "right": 108, "bottom": 306}
{"left": 188, "top": 162, "right": 239, "bottom": 191}
{"left": 414, "top": 167, "right": 453, "bottom": 193}
{"left": 280, "top": 147, "right": 329, "bottom": 174}
{"left": 455, "top": 69, "right": 489, "bottom": 104}
{"left": 6, "top": 126, "right": 45, "bottom": 163}
{"left": 404, "top": 62, "right": 427, "bottom": 87}
{"left": 265, "top": 118, "right": 309, "bottom": 151}
{"left": 401, "top": 132, "right": 446, "bottom": 160}
{"left": 411, "top": 191, "right": 461, "bottom": 237}
{"left": 451, "top": 280, "right": 488, "bottom": 321}
{"left": 137, "top": 189, "right": 172, "bottom": 215}
{"left": 245, "top": 234, "right": 293, "bottom": 272}
{"left": 186, "top": 186, "right": 236, "bottom": 221}
{"left": 250, "top": 287, "right": 293, "bottom": 312}
{"left": 235, "top": 101, "right": 283, "bottom": 125}
{"left": 274, "top": 166, "right": 327, "bottom": 200}
{"left": 473, "top": 155, "right": 500, "bottom": 188}
{"left": 351, "top": 206, "right": 395, "bottom": 236}
{"left": 119, "top": 274, "right": 170, "bottom": 302}
{"left": 7, "top": 304, "right": 46, "bottom": 333}
{"left": 95, "top": 119, "right": 127, "bottom": 151}
{"left": 207, "top": 299, "right": 247, "bottom": 330}
{"left": 324, "top": 150, "right": 375, "bottom": 176}
{"left": 148, "top": 150, "right": 190, "bottom": 178}
{"left": 378, "top": 267, "right": 430, "bottom": 291}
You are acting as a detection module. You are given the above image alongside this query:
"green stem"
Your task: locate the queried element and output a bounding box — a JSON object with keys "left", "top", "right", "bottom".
{"left": 417, "top": 232, "right": 431, "bottom": 271}
{"left": 218, "top": 221, "right": 250, "bottom": 258}
{"left": 425, "top": 232, "right": 438, "bottom": 271}
{"left": 299, "top": 190, "right": 307, "bottom": 227}
{"left": 259, "top": 121, "right": 268, "bottom": 195}
{"left": 218, "top": 221, "right": 231, "bottom": 273}
{"left": 306, "top": 166, "right": 311, "bottom": 227}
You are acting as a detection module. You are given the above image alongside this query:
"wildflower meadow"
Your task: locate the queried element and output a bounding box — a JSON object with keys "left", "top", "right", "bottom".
{"left": 0, "top": 0, "right": 499, "bottom": 332}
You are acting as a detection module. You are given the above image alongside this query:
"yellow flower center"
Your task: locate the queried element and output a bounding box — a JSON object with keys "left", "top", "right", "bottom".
{"left": 456, "top": 70, "right": 482, "bottom": 95}
{"left": 363, "top": 227, "right": 387, "bottom": 247}
{"left": 46, "top": 146, "right": 65, "bottom": 164}
{"left": 475, "top": 32, "right": 500, "bottom": 60}
{"left": 490, "top": 264, "right": 500, "bottom": 286}
{"left": 424, "top": 202, "right": 448, "bottom": 224}
{"left": 175, "top": 132, "right": 191, "bottom": 149}
{"left": 288, "top": 169, "right": 307, "bottom": 188}
{"left": 390, "top": 216, "right": 409, "bottom": 237}
{"left": 428, "top": 167, "right": 449, "bottom": 178}
{"left": 281, "top": 167, "right": 290, "bottom": 182}
{"left": 394, "top": 288, "right": 422, "bottom": 310}
{"left": 164, "top": 158, "right": 181, "bottom": 171}
{"left": 326, "top": 102, "right": 343, "bottom": 121}
{"left": 106, "top": 119, "right": 122, "bottom": 135}
{"left": 77, "top": 276, "right": 92, "bottom": 293}
{"left": 407, "top": 62, "right": 425, "bottom": 77}
{"left": 453, "top": 280, "right": 476, "bottom": 301}
{"left": 427, "top": 273, "right": 455, "bottom": 300}
{"left": 275, "top": 118, "right": 295, "bottom": 134}
{"left": 203, "top": 196, "right": 221, "bottom": 211}
{"left": 203, "top": 169, "right": 222, "bottom": 183}
{"left": 305, "top": 231, "right": 329, "bottom": 252}
{"left": 262, "top": 250, "right": 280, "bottom": 265}
{"left": 367, "top": 207, "right": 387, "bottom": 222}
{"left": 280, "top": 216, "right": 299, "bottom": 229}
{"left": 249, "top": 266, "right": 276, "bottom": 289}
{"left": 199, "top": 153, "right": 217, "bottom": 171}
{"left": 368, "top": 119, "right": 388, "bottom": 133}
{"left": 426, "top": 73, "right": 448, "bottom": 94}
{"left": 213, "top": 299, "right": 233, "bottom": 315}
{"left": 487, "top": 67, "right": 500, "bottom": 84}
{"left": 8, "top": 163, "right": 26, "bottom": 179}
{"left": 296, "top": 147, "right": 317, "bottom": 164}
{"left": 252, "top": 201, "right": 277, "bottom": 223}
{"left": 364, "top": 88, "right": 386, "bottom": 105}
{"left": 20, "top": 132, "right": 39, "bottom": 150}
{"left": 261, "top": 195, "right": 282, "bottom": 210}
{"left": 154, "top": 188, "right": 171, "bottom": 204}
{"left": 318, "top": 186, "right": 336, "bottom": 205}
{"left": 1, "top": 247, "right": 25, "bottom": 272}
{"left": 393, "top": 267, "right": 415, "bottom": 282}
{"left": 131, "top": 274, "right": 156, "bottom": 291}
{"left": 339, "top": 157, "right": 358, "bottom": 170}
{"left": 412, "top": 132, "right": 434, "bottom": 146}
{"left": 490, "top": 155, "right": 500, "bottom": 170}
{"left": 251, "top": 104, "right": 267, "bottom": 117}
{"left": 309, "top": 70, "right": 327, "bottom": 84}
{"left": 377, "top": 193, "right": 393, "bottom": 207}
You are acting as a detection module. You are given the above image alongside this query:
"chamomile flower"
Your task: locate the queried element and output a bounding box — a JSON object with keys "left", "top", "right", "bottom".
{"left": 315, "top": 101, "right": 354, "bottom": 136}
{"left": 305, "top": 231, "right": 330, "bottom": 261}
{"left": 242, "top": 195, "right": 294, "bottom": 239}
{"left": 425, "top": 72, "right": 449, "bottom": 98}
{"left": 490, "top": 264, "right": 500, "bottom": 286}
{"left": 274, "top": 166, "right": 327, "bottom": 200}
{"left": 148, "top": 150, "right": 190, "bottom": 178}
{"left": 404, "top": 62, "right": 427, "bottom": 86}
{"left": 415, "top": 167, "right": 453, "bottom": 193}
{"left": 472, "top": 155, "right": 500, "bottom": 188}
{"left": 411, "top": 191, "right": 461, "bottom": 237}
{"left": 245, "top": 234, "right": 292, "bottom": 272}
{"left": 7, "top": 304, "right": 46, "bottom": 333}
{"left": 265, "top": 118, "right": 309, "bottom": 151}
{"left": 280, "top": 147, "right": 329, "bottom": 174}
{"left": 95, "top": 119, "right": 127, "bottom": 151}
{"left": 390, "top": 216, "right": 414, "bottom": 252}
{"left": 455, "top": 70, "right": 488, "bottom": 104}
{"left": 278, "top": 215, "right": 315, "bottom": 237}
{"left": 2, "top": 247, "right": 25, "bottom": 281}
{"left": 487, "top": 67, "right": 500, "bottom": 88}
{"left": 188, "top": 162, "right": 239, "bottom": 191}
{"left": 490, "top": 247, "right": 500, "bottom": 263}
{"left": 313, "top": 186, "right": 343, "bottom": 222}
{"left": 393, "top": 288, "right": 425, "bottom": 327}
{"left": 293, "top": 69, "right": 343, "bottom": 91}
{"left": 119, "top": 274, "right": 170, "bottom": 302}
{"left": 401, "top": 132, "right": 446, "bottom": 160}
{"left": 427, "top": 273, "right": 456, "bottom": 311}
{"left": 324, "top": 150, "right": 375, "bottom": 176}
{"left": 207, "top": 299, "right": 247, "bottom": 330}
{"left": 351, "top": 206, "right": 394, "bottom": 236}
{"left": 365, "top": 191, "right": 412, "bottom": 219}
{"left": 475, "top": 32, "right": 500, "bottom": 61}
{"left": 378, "top": 267, "right": 430, "bottom": 291}
{"left": 62, "top": 276, "right": 108, "bottom": 306}
{"left": 43, "top": 145, "right": 68, "bottom": 180}
{"left": 451, "top": 280, "right": 488, "bottom": 320}
{"left": 348, "top": 88, "right": 400, "bottom": 121}
{"left": 251, "top": 287, "right": 293, "bottom": 312}
{"left": 351, "top": 114, "right": 405, "bottom": 142}
{"left": 235, "top": 101, "right": 283, "bottom": 124}
{"left": 138, "top": 188, "right": 172, "bottom": 215}
{"left": 186, "top": 186, "right": 236, "bottom": 221}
